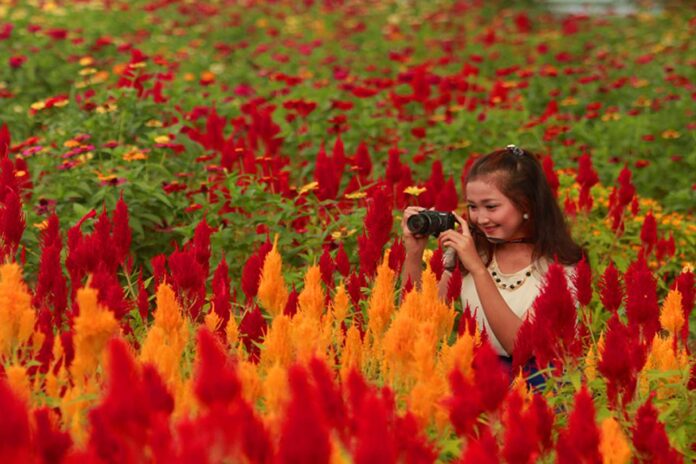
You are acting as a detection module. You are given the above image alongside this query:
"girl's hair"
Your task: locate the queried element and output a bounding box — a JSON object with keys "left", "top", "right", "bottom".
{"left": 465, "top": 147, "right": 584, "bottom": 266}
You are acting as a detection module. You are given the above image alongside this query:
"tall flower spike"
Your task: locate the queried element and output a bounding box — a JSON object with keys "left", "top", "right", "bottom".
{"left": 257, "top": 235, "right": 289, "bottom": 318}
{"left": 0, "top": 263, "right": 36, "bottom": 357}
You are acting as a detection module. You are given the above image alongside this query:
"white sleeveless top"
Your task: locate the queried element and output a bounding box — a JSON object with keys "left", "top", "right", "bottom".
{"left": 459, "top": 255, "right": 576, "bottom": 356}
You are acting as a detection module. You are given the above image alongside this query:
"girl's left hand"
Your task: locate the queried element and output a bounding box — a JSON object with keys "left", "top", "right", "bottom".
{"left": 438, "top": 212, "right": 485, "bottom": 274}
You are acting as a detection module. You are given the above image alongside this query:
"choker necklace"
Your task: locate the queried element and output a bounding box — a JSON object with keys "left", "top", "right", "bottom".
{"left": 489, "top": 259, "right": 536, "bottom": 291}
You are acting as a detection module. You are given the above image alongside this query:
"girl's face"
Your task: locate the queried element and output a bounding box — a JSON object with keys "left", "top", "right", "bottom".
{"left": 465, "top": 177, "right": 528, "bottom": 241}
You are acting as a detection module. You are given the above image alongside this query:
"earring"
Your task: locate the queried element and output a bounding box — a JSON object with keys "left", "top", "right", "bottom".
{"left": 523, "top": 213, "right": 529, "bottom": 220}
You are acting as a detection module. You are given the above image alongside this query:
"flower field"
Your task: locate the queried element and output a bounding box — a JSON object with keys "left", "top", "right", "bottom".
{"left": 1, "top": 0, "right": 695, "bottom": 461}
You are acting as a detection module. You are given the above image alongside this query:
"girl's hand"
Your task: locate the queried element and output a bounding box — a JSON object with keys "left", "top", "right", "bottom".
{"left": 438, "top": 212, "right": 485, "bottom": 274}
{"left": 401, "top": 206, "right": 429, "bottom": 255}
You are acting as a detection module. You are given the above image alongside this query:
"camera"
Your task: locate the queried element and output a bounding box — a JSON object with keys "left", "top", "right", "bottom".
{"left": 406, "top": 210, "right": 456, "bottom": 237}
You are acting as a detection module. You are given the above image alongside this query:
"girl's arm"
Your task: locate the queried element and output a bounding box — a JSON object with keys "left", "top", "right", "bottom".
{"left": 438, "top": 213, "right": 523, "bottom": 354}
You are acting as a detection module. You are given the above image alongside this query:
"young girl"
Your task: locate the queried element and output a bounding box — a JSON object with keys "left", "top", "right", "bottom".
{"left": 401, "top": 145, "right": 583, "bottom": 374}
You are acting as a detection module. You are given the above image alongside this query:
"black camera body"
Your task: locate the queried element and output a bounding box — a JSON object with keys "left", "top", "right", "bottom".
{"left": 406, "top": 210, "right": 456, "bottom": 237}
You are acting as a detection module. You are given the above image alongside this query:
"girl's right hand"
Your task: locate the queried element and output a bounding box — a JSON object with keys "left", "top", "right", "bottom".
{"left": 401, "top": 206, "right": 429, "bottom": 255}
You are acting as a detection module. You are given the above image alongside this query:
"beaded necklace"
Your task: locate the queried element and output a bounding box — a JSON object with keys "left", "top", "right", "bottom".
{"left": 489, "top": 256, "right": 536, "bottom": 291}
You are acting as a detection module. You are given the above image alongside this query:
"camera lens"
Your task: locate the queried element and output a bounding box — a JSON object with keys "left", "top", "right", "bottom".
{"left": 406, "top": 214, "right": 429, "bottom": 235}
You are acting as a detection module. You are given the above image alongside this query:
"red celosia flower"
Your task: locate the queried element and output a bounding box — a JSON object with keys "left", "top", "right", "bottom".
{"left": 284, "top": 284, "right": 299, "bottom": 317}
{"left": 309, "top": 358, "right": 348, "bottom": 437}
{"left": 91, "top": 265, "right": 129, "bottom": 319}
{"left": 573, "top": 256, "right": 592, "bottom": 307}
{"left": 192, "top": 218, "right": 214, "bottom": 277}
{"left": 597, "top": 315, "right": 647, "bottom": 408}
{"left": 531, "top": 394, "right": 554, "bottom": 451}
{"left": 624, "top": 257, "right": 660, "bottom": 342}
{"left": 87, "top": 338, "right": 174, "bottom": 463}
{"left": 457, "top": 302, "right": 477, "bottom": 337}
{"left": 278, "top": 364, "right": 332, "bottom": 464}
{"left": 33, "top": 214, "right": 67, "bottom": 320}
{"left": 541, "top": 155, "right": 559, "bottom": 198}
{"left": 563, "top": 194, "right": 577, "bottom": 217}
{"left": 194, "top": 327, "right": 242, "bottom": 407}
{"left": 335, "top": 242, "right": 351, "bottom": 277}
{"left": 446, "top": 265, "right": 463, "bottom": 305}
{"left": 555, "top": 386, "right": 602, "bottom": 464}
{"left": 0, "top": 377, "right": 32, "bottom": 462}
{"left": 319, "top": 246, "right": 335, "bottom": 289}
{"left": 617, "top": 166, "right": 636, "bottom": 207}
{"left": 655, "top": 233, "right": 675, "bottom": 262}
{"left": 313, "top": 143, "right": 342, "bottom": 201}
{"left": 241, "top": 239, "right": 272, "bottom": 301}
{"left": 631, "top": 395, "right": 683, "bottom": 463}
{"left": 387, "top": 238, "right": 405, "bottom": 275}
{"left": 168, "top": 247, "right": 206, "bottom": 320}
{"left": 364, "top": 184, "right": 393, "bottom": 253}
{"left": 346, "top": 271, "right": 366, "bottom": 309}
{"left": 420, "top": 161, "right": 445, "bottom": 208}
{"left": 640, "top": 211, "right": 658, "bottom": 255}
{"left": 435, "top": 177, "right": 459, "bottom": 211}
{"left": 0, "top": 189, "right": 25, "bottom": 260}
{"left": 358, "top": 232, "right": 381, "bottom": 277}
{"left": 352, "top": 386, "right": 397, "bottom": 463}
{"left": 385, "top": 145, "right": 404, "bottom": 186}
{"left": 460, "top": 425, "right": 499, "bottom": 463}
{"left": 514, "top": 262, "right": 577, "bottom": 369}
{"left": 352, "top": 141, "right": 372, "bottom": 178}
{"left": 502, "top": 391, "right": 542, "bottom": 463}
{"left": 238, "top": 305, "right": 267, "bottom": 363}
{"left": 429, "top": 247, "right": 445, "bottom": 281}
{"left": 212, "top": 257, "right": 232, "bottom": 327}
{"left": 151, "top": 254, "right": 168, "bottom": 286}
{"left": 33, "top": 408, "right": 72, "bottom": 463}
{"left": 599, "top": 262, "right": 623, "bottom": 314}
{"left": 473, "top": 341, "right": 509, "bottom": 411}
{"left": 394, "top": 412, "right": 438, "bottom": 462}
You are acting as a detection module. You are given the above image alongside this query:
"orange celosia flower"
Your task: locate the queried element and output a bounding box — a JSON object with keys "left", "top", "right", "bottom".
{"left": 599, "top": 417, "right": 631, "bottom": 464}
{"left": 440, "top": 329, "right": 480, "bottom": 381}
{"left": 297, "top": 265, "right": 325, "bottom": 319}
{"left": 366, "top": 252, "right": 396, "bottom": 341}
{"left": 0, "top": 263, "right": 36, "bottom": 357}
{"left": 70, "top": 286, "right": 120, "bottom": 384}
{"left": 258, "top": 235, "right": 289, "bottom": 318}
{"left": 659, "top": 289, "right": 684, "bottom": 336}
{"left": 5, "top": 364, "right": 30, "bottom": 403}
{"left": 204, "top": 311, "right": 222, "bottom": 332}
{"left": 639, "top": 334, "right": 689, "bottom": 399}
{"left": 262, "top": 363, "right": 290, "bottom": 434}
{"left": 585, "top": 345, "right": 597, "bottom": 382}
{"left": 339, "top": 324, "right": 363, "bottom": 382}
{"left": 238, "top": 359, "right": 262, "bottom": 405}
{"left": 140, "top": 283, "right": 189, "bottom": 386}
{"left": 226, "top": 314, "right": 240, "bottom": 348}
{"left": 261, "top": 314, "right": 294, "bottom": 368}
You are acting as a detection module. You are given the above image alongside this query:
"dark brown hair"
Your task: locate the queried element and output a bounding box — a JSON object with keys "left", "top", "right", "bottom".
{"left": 465, "top": 147, "right": 584, "bottom": 266}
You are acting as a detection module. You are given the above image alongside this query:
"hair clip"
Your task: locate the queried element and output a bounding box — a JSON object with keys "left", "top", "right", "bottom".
{"left": 506, "top": 144, "right": 524, "bottom": 157}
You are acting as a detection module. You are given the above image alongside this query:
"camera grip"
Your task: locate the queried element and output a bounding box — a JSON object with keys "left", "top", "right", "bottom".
{"left": 443, "top": 246, "right": 457, "bottom": 272}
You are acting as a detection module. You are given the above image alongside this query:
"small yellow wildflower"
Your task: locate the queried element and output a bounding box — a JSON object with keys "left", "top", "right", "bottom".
{"left": 298, "top": 181, "right": 319, "bottom": 195}
{"left": 345, "top": 191, "right": 367, "bottom": 199}
{"left": 661, "top": 129, "right": 680, "bottom": 139}
{"left": 403, "top": 185, "right": 427, "bottom": 196}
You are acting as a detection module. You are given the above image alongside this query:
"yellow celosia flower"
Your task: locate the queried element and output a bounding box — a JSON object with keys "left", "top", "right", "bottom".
{"left": 5, "top": 364, "right": 30, "bottom": 403}
{"left": 258, "top": 235, "right": 289, "bottom": 318}
{"left": 261, "top": 315, "right": 293, "bottom": 368}
{"left": 599, "top": 417, "right": 631, "bottom": 464}
{"left": 297, "top": 265, "right": 325, "bottom": 320}
{"left": 0, "top": 263, "right": 36, "bottom": 356}
{"left": 70, "top": 286, "right": 120, "bottom": 384}
{"left": 659, "top": 289, "right": 684, "bottom": 336}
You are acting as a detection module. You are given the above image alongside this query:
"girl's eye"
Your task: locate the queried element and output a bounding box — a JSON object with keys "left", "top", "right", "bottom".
{"left": 467, "top": 205, "right": 476, "bottom": 210}
{"left": 486, "top": 205, "right": 497, "bottom": 210}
